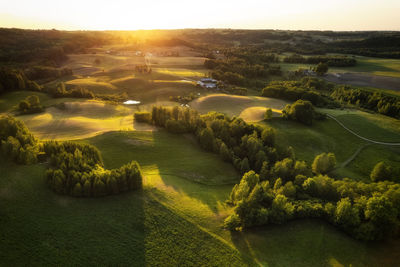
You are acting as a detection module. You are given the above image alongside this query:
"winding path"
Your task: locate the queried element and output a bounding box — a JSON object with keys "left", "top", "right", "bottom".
{"left": 326, "top": 114, "right": 400, "bottom": 146}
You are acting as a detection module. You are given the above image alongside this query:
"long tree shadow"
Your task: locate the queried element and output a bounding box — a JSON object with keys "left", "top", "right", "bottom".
{"left": 149, "top": 129, "right": 241, "bottom": 214}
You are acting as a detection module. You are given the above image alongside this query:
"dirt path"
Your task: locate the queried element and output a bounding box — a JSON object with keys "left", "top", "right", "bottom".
{"left": 326, "top": 114, "right": 400, "bottom": 146}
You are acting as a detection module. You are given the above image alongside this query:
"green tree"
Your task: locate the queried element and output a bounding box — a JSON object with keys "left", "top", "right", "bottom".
{"left": 264, "top": 108, "right": 273, "bottom": 120}
{"left": 27, "top": 95, "right": 40, "bottom": 106}
{"left": 314, "top": 62, "right": 329, "bottom": 76}
{"left": 370, "top": 161, "right": 392, "bottom": 182}
{"left": 312, "top": 152, "right": 336, "bottom": 174}
{"left": 219, "top": 142, "right": 231, "bottom": 162}
{"left": 18, "top": 100, "right": 30, "bottom": 111}
{"left": 282, "top": 100, "right": 315, "bottom": 125}
{"left": 261, "top": 127, "right": 275, "bottom": 147}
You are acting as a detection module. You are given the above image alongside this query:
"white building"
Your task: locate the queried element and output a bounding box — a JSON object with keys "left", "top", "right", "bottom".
{"left": 197, "top": 78, "right": 218, "bottom": 89}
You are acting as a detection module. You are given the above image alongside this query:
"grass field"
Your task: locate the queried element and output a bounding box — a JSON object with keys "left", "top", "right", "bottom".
{"left": 0, "top": 91, "right": 81, "bottom": 113}
{"left": 262, "top": 109, "right": 400, "bottom": 181}
{"left": 1, "top": 130, "right": 399, "bottom": 266}
{"left": 190, "top": 94, "right": 288, "bottom": 121}
{"left": 17, "top": 100, "right": 135, "bottom": 140}
{"left": 320, "top": 108, "right": 400, "bottom": 142}
{"left": 279, "top": 54, "right": 400, "bottom": 78}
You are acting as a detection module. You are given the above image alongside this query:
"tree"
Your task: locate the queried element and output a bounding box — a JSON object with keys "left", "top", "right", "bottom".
{"left": 240, "top": 157, "right": 250, "bottom": 174}
{"left": 27, "top": 95, "right": 40, "bottom": 106}
{"left": 370, "top": 161, "right": 392, "bottom": 182}
{"left": 199, "top": 127, "right": 215, "bottom": 151}
{"left": 265, "top": 108, "right": 273, "bottom": 120}
{"left": 282, "top": 100, "right": 315, "bottom": 125}
{"left": 314, "top": 62, "right": 328, "bottom": 76}
{"left": 219, "top": 142, "right": 232, "bottom": 162}
{"left": 312, "top": 152, "right": 336, "bottom": 174}
{"left": 335, "top": 197, "right": 360, "bottom": 229}
{"left": 261, "top": 127, "right": 275, "bottom": 147}
{"left": 18, "top": 100, "right": 30, "bottom": 111}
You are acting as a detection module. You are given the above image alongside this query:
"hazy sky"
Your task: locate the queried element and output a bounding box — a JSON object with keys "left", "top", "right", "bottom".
{"left": 0, "top": 0, "right": 399, "bottom": 31}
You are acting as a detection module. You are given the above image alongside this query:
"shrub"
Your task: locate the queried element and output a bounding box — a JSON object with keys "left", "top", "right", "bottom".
{"left": 134, "top": 112, "right": 152, "bottom": 123}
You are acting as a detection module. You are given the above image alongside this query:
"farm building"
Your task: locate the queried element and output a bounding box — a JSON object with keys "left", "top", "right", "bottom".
{"left": 197, "top": 78, "right": 218, "bottom": 89}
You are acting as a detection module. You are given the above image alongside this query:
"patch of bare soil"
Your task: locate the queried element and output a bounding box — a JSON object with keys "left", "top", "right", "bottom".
{"left": 325, "top": 72, "right": 400, "bottom": 91}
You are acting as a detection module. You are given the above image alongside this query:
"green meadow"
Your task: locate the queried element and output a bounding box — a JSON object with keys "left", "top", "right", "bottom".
{"left": 1, "top": 129, "right": 399, "bottom": 266}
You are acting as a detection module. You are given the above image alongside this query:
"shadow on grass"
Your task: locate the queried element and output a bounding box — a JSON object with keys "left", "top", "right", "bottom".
{"left": 230, "top": 219, "right": 400, "bottom": 267}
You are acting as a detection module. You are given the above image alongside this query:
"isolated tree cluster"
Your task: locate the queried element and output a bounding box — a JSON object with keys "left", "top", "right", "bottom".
{"left": 18, "top": 95, "right": 44, "bottom": 114}
{"left": 0, "top": 115, "right": 39, "bottom": 164}
{"left": 0, "top": 115, "right": 143, "bottom": 197}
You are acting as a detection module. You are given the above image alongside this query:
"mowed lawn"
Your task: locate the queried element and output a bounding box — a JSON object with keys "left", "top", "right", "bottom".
{"left": 1, "top": 130, "right": 399, "bottom": 266}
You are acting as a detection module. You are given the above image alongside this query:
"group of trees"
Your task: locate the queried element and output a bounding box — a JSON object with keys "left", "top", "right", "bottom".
{"left": 44, "top": 82, "right": 95, "bottom": 99}
{"left": 283, "top": 54, "right": 357, "bottom": 67}
{"left": 0, "top": 68, "right": 41, "bottom": 94}
{"left": 261, "top": 80, "right": 330, "bottom": 107}
{"left": 44, "top": 141, "right": 142, "bottom": 197}
{"left": 282, "top": 100, "right": 323, "bottom": 125}
{"left": 0, "top": 28, "right": 118, "bottom": 65}
{"left": 204, "top": 56, "right": 281, "bottom": 88}
{"left": 169, "top": 92, "right": 199, "bottom": 104}
{"left": 225, "top": 170, "right": 400, "bottom": 241}
{"left": 25, "top": 66, "right": 72, "bottom": 80}
{"left": 0, "top": 115, "right": 39, "bottom": 164}
{"left": 0, "top": 115, "right": 143, "bottom": 197}
{"left": 140, "top": 106, "right": 400, "bottom": 241}
{"left": 331, "top": 87, "right": 400, "bottom": 119}
{"left": 18, "top": 95, "right": 44, "bottom": 114}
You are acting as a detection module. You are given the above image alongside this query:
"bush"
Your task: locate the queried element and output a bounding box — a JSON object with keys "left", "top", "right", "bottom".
{"left": 134, "top": 112, "right": 152, "bottom": 123}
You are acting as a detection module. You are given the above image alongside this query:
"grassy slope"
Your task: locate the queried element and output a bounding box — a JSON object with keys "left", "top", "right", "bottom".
{"left": 190, "top": 94, "right": 288, "bottom": 121}
{"left": 1, "top": 130, "right": 399, "bottom": 266}
{"left": 0, "top": 91, "right": 81, "bottom": 113}
{"left": 0, "top": 159, "right": 247, "bottom": 266}
{"left": 262, "top": 108, "right": 400, "bottom": 181}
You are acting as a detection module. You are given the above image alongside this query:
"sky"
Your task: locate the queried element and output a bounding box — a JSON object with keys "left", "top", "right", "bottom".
{"left": 0, "top": 0, "right": 399, "bottom": 31}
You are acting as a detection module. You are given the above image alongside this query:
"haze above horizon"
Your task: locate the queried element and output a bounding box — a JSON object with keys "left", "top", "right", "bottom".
{"left": 0, "top": 0, "right": 399, "bottom": 31}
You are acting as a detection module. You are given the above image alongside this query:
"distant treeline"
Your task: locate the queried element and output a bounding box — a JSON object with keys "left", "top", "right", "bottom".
{"left": 0, "top": 68, "right": 42, "bottom": 94}
{"left": 136, "top": 106, "right": 400, "bottom": 241}
{"left": 0, "top": 28, "right": 118, "bottom": 66}
{"left": 204, "top": 57, "right": 281, "bottom": 88}
{"left": 331, "top": 87, "right": 400, "bottom": 119}
{"left": 0, "top": 115, "right": 143, "bottom": 197}
{"left": 283, "top": 54, "right": 357, "bottom": 67}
